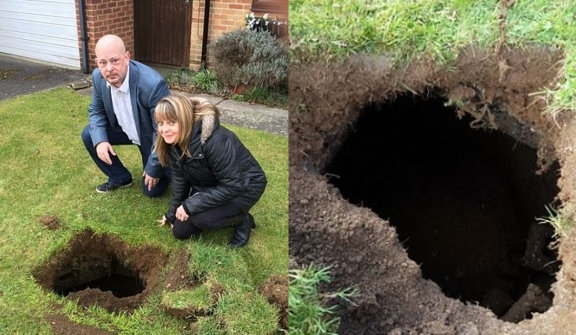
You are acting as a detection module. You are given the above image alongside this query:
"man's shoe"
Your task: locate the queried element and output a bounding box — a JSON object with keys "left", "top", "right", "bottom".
{"left": 95, "top": 179, "right": 133, "bottom": 194}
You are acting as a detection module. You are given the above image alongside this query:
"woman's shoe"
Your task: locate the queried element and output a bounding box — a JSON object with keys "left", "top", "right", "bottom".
{"left": 228, "top": 213, "right": 255, "bottom": 248}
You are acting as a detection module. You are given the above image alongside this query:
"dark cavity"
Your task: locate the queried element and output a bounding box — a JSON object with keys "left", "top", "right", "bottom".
{"left": 32, "top": 229, "right": 167, "bottom": 313}
{"left": 325, "top": 92, "right": 560, "bottom": 322}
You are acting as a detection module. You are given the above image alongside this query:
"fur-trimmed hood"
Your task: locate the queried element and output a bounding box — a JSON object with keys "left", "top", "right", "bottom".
{"left": 199, "top": 114, "right": 216, "bottom": 145}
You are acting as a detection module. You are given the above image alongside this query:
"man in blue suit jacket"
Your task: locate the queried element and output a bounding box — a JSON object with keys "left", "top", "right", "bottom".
{"left": 81, "top": 34, "right": 171, "bottom": 197}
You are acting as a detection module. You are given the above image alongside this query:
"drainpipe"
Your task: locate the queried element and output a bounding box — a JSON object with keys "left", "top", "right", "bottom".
{"left": 199, "top": 0, "right": 211, "bottom": 71}
{"left": 78, "top": 0, "right": 90, "bottom": 74}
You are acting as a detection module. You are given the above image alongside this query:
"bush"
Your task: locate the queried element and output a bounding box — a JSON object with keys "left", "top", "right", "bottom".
{"left": 192, "top": 69, "right": 221, "bottom": 93}
{"left": 209, "top": 29, "right": 288, "bottom": 93}
{"left": 165, "top": 69, "right": 196, "bottom": 90}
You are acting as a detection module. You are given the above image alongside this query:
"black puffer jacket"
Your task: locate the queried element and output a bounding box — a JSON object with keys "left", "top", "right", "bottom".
{"left": 165, "top": 116, "right": 267, "bottom": 223}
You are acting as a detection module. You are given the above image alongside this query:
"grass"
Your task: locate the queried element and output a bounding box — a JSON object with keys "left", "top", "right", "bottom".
{"left": 289, "top": 264, "right": 359, "bottom": 335}
{"left": 289, "top": 0, "right": 576, "bottom": 113}
{"left": 0, "top": 87, "right": 287, "bottom": 334}
{"left": 537, "top": 204, "right": 576, "bottom": 240}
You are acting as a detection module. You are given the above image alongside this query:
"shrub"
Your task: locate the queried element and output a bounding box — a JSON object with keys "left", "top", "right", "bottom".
{"left": 165, "top": 69, "right": 196, "bottom": 91}
{"left": 209, "top": 29, "right": 288, "bottom": 93}
{"left": 192, "top": 69, "right": 221, "bottom": 93}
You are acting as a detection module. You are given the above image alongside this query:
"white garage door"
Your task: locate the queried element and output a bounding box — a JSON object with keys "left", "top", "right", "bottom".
{"left": 0, "top": 0, "right": 80, "bottom": 69}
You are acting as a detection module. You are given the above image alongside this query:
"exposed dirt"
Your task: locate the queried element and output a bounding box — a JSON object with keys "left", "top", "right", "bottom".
{"left": 47, "top": 313, "right": 113, "bottom": 335}
{"left": 32, "top": 229, "right": 288, "bottom": 334}
{"left": 34, "top": 229, "right": 169, "bottom": 314}
{"left": 289, "top": 44, "right": 576, "bottom": 334}
{"left": 259, "top": 274, "right": 289, "bottom": 331}
{"left": 40, "top": 215, "right": 61, "bottom": 230}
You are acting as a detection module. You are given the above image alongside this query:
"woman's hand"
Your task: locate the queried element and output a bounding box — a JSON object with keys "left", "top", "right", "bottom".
{"left": 176, "top": 205, "right": 189, "bottom": 222}
{"left": 157, "top": 215, "right": 171, "bottom": 227}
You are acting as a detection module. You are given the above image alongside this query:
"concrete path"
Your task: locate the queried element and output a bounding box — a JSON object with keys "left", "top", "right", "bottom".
{"left": 177, "top": 92, "right": 287, "bottom": 136}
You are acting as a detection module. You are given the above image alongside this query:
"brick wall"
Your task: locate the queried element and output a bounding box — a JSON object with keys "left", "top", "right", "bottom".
{"left": 190, "top": 0, "right": 250, "bottom": 69}
{"left": 75, "top": 0, "right": 287, "bottom": 71}
{"left": 76, "top": 0, "right": 134, "bottom": 73}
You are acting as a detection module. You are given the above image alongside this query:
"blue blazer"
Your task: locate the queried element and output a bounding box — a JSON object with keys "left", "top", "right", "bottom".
{"left": 87, "top": 60, "right": 171, "bottom": 178}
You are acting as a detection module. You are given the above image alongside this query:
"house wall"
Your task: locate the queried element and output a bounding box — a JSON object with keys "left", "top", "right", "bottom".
{"left": 189, "top": 0, "right": 251, "bottom": 68}
{"left": 75, "top": 0, "right": 286, "bottom": 72}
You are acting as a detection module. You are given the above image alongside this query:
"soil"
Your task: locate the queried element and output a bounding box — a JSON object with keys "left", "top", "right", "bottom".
{"left": 289, "top": 43, "right": 576, "bottom": 334}
{"left": 258, "top": 274, "right": 289, "bottom": 331}
{"left": 40, "top": 215, "right": 61, "bottom": 230}
{"left": 32, "top": 229, "right": 288, "bottom": 334}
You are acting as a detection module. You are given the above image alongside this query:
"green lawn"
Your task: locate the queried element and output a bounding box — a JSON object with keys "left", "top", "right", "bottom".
{"left": 0, "top": 87, "right": 288, "bottom": 334}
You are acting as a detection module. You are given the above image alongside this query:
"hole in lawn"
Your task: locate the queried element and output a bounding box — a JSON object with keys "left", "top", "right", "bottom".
{"left": 54, "top": 255, "right": 145, "bottom": 298}
{"left": 33, "top": 229, "right": 168, "bottom": 313}
{"left": 324, "top": 92, "right": 561, "bottom": 322}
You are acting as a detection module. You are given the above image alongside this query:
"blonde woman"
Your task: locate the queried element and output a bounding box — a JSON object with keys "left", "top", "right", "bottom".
{"left": 155, "top": 94, "right": 267, "bottom": 248}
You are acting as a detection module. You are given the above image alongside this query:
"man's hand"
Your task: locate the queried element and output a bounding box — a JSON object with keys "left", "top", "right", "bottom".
{"left": 143, "top": 171, "right": 159, "bottom": 191}
{"left": 96, "top": 142, "right": 116, "bottom": 165}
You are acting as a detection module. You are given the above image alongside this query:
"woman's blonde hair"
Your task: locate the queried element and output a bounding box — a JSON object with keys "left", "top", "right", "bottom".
{"left": 153, "top": 93, "right": 220, "bottom": 167}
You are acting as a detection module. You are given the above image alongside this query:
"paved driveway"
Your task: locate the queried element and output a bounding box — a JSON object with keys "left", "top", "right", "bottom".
{"left": 0, "top": 54, "right": 89, "bottom": 101}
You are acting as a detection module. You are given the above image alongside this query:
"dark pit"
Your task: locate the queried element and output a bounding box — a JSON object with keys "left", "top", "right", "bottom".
{"left": 33, "top": 229, "right": 168, "bottom": 313}
{"left": 54, "top": 256, "right": 145, "bottom": 298}
{"left": 324, "top": 92, "right": 560, "bottom": 322}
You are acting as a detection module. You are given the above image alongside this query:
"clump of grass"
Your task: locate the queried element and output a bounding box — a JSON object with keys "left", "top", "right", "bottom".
{"left": 290, "top": 0, "right": 497, "bottom": 65}
{"left": 537, "top": 203, "right": 576, "bottom": 240}
{"left": 192, "top": 69, "right": 221, "bottom": 93}
{"left": 289, "top": 264, "right": 359, "bottom": 335}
